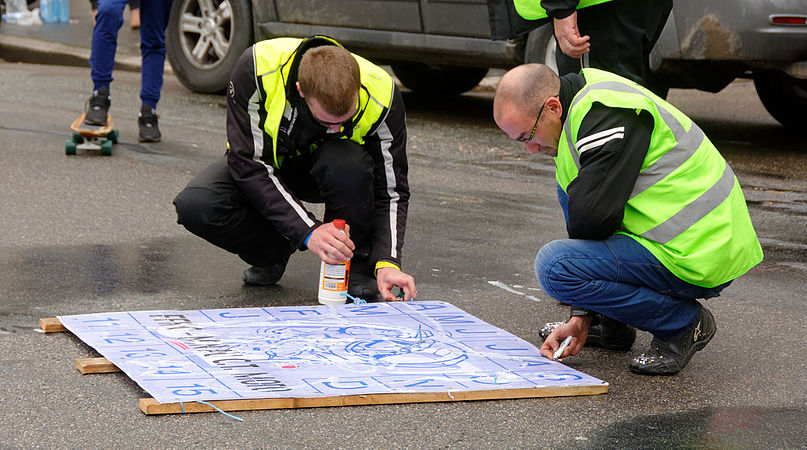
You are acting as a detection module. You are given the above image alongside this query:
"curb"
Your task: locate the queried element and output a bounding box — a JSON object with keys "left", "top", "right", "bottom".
{"left": 0, "top": 33, "right": 172, "bottom": 74}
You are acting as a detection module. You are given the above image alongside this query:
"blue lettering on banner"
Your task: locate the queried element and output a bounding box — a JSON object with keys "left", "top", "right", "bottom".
{"left": 280, "top": 309, "right": 322, "bottom": 316}
{"left": 122, "top": 348, "right": 167, "bottom": 358}
{"left": 154, "top": 369, "right": 192, "bottom": 375}
{"left": 103, "top": 332, "right": 146, "bottom": 344}
{"left": 346, "top": 305, "right": 388, "bottom": 316}
{"left": 433, "top": 315, "right": 475, "bottom": 324}
{"left": 403, "top": 378, "right": 446, "bottom": 389}
{"left": 322, "top": 380, "right": 369, "bottom": 390}
{"left": 167, "top": 383, "right": 218, "bottom": 396}
{"left": 535, "top": 373, "right": 583, "bottom": 381}
{"left": 485, "top": 344, "right": 530, "bottom": 352}
{"left": 522, "top": 360, "right": 551, "bottom": 367}
{"left": 454, "top": 328, "right": 497, "bottom": 334}
{"left": 80, "top": 317, "right": 121, "bottom": 329}
{"left": 219, "top": 312, "right": 261, "bottom": 319}
{"left": 469, "top": 375, "right": 509, "bottom": 385}
{"left": 82, "top": 317, "right": 119, "bottom": 323}
{"left": 408, "top": 303, "right": 448, "bottom": 312}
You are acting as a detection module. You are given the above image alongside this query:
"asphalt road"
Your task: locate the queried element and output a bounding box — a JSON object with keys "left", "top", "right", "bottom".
{"left": 0, "top": 60, "right": 805, "bottom": 448}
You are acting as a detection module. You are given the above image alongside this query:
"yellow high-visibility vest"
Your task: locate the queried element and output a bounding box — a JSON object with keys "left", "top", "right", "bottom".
{"left": 556, "top": 69, "right": 763, "bottom": 287}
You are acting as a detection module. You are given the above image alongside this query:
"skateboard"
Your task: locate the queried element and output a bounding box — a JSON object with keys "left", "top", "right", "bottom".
{"left": 66, "top": 113, "right": 118, "bottom": 156}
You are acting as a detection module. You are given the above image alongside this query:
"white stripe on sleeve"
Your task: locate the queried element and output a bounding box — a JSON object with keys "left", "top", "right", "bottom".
{"left": 578, "top": 133, "right": 624, "bottom": 154}
{"left": 377, "top": 121, "right": 399, "bottom": 259}
{"left": 576, "top": 126, "right": 625, "bottom": 154}
{"left": 576, "top": 126, "right": 624, "bottom": 148}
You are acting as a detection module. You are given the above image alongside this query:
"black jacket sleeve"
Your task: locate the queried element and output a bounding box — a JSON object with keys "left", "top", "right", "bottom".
{"left": 541, "top": 0, "right": 579, "bottom": 19}
{"left": 225, "top": 47, "right": 320, "bottom": 248}
{"left": 362, "top": 85, "right": 410, "bottom": 268}
{"left": 566, "top": 103, "right": 654, "bottom": 239}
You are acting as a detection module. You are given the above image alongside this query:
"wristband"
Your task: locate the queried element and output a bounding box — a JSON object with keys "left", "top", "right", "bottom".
{"left": 374, "top": 261, "right": 400, "bottom": 276}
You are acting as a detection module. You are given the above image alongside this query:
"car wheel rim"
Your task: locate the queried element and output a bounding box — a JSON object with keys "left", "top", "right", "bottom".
{"left": 545, "top": 37, "right": 558, "bottom": 75}
{"left": 178, "top": 0, "right": 234, "bottom": 70}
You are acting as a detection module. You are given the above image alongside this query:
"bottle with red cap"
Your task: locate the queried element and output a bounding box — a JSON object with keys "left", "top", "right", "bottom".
{"left": 317, "top": 219, "right": 351, "bottom": 305}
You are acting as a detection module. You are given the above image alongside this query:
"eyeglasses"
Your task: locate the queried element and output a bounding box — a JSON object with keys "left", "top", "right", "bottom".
{"left": 311, "top": 105, "right": 358, "bottom": 127}
{"left": 306, "top": 86, "right": 369, "bottom": 128}
{"left": 517, "top": 95, "right": 558, "bottom": 143}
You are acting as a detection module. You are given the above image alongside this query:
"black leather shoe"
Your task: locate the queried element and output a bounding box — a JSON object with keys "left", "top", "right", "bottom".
{"left": 587, "top": 316, "right": 636, "bottom": 350}
{"left": 539, "top": 314, "right": 636, "bottom": 351}
{"left": 242, "top": 261, "right": 287, "bottom": 286}
{"left": 348, "top": 272, "right": 379, "bottom": 301}
{"left": 629, "top": 307, "right": 716, "bottom": 375}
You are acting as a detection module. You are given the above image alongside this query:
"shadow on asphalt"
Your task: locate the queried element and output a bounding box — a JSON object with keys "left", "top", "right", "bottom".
{"left": 581, "top": 407, "right": 806, "bottom": 448}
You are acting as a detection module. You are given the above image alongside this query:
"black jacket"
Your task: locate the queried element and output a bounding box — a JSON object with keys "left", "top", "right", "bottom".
{"left": 224, "top": 40, "right": 410, "bottom": 268}
{"left": 558, "top": 72, "right": 654, "bottom": 240}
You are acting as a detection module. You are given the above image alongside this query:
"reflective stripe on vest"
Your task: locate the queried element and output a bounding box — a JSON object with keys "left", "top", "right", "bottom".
{"left": 513, "top": 0, "right": 613, "bottom": 21}
{"left": 561, "top": 79, "right": 734, "bottom": 245}
{"left": 556, "top": 68, "right": 762, "bottom": 287}
{"left": 251, "top": 37, "right": 394, "bottom": 168}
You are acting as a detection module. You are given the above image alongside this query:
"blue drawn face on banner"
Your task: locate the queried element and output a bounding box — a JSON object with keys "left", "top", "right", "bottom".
{"left": 249, "top": 322, "right": 470, "bottom": 370}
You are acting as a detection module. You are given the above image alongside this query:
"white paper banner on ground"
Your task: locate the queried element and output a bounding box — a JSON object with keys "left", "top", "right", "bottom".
{"left": 58, "top": 301, "right": 607, "bottom": 404}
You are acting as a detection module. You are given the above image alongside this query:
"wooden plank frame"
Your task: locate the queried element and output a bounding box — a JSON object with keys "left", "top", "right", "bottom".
{"left": 139, "top": 384, "right": 608, "bottom": 415}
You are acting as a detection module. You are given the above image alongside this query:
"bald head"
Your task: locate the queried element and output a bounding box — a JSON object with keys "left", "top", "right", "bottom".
{"left": 494, "top": 64, "right": 560, "bottom": 124}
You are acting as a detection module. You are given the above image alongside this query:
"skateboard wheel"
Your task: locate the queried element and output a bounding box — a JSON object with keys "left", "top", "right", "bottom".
{"left": 109, "top": 129, "right": 119, "bottom": 144}
{"left": 101, "top": 140, "right": 113, "bottom": 156}
{"left": 65, "top": 139, "right": 77, "bottom": 155}
{"left": 72, "top": 131, "right": 85, "bottom": 144}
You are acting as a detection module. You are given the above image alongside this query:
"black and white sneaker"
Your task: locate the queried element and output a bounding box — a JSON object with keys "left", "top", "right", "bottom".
{"left": 629, "top": 306, "right": 717, "bottom": 375}
{"left": 84, "top": 86, "right": 110, "bottom": 126}
{"left": 138, "top": 104, "right": 161, "bottom": 142}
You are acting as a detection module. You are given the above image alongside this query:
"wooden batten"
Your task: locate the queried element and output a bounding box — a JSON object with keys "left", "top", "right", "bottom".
{"left": 39, "top": 318, "right": 67, "bottom": 333}
{"left": 139, "top": 384, "right": 608, "bottom": 415}
{"left": 76, "top": 358, "right": 120, "bottom": 374}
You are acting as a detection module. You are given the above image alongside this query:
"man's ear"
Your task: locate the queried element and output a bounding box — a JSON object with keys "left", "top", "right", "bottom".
{"left": 548, "top": 96, "right": 563, "bottom": 118}
{"left": 296, "top": 81, "right": 305, "bottom": 98}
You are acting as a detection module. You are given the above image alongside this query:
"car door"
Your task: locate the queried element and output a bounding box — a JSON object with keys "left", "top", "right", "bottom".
{"left": 273, "top": 0, "right": 423, "bottom": 33}
{"left": 420, "top": 0, "right": 491, "bottom": 38}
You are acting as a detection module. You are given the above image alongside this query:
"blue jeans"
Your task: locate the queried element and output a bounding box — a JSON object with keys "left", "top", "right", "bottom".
{"left": 90, "top": 0, "right": 173, "bottom": 107}
{"left": 536, "top": 185, "right": 730, "bottom": 340}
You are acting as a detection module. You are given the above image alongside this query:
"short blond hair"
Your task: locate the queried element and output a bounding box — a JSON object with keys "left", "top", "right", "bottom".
{"left": 298, "top": 46, "right": 360, "bottom": 116}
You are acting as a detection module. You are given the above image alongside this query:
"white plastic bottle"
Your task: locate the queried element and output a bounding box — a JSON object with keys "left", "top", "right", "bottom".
{"left": 317, "top": 219, "right": 351, "bottom": 305}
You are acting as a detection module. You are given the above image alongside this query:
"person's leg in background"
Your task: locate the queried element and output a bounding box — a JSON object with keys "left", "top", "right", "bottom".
{"left": 85, "top": 0, "right": 128, "bottom": 125}
{"left": 128, "top": 0, "right": 139, "bottom": 28}
{"left": 137, "top": 0, "right": 173, "bottom": 142}
{"left": 554, "top": 0, "right": 672, "bottom": 97}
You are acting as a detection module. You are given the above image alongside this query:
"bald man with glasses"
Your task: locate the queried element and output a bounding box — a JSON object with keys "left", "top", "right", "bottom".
{"left": 494, "top": 63, "right": 762, "bottom": 375}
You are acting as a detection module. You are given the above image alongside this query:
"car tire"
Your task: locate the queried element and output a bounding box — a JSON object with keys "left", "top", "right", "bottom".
{"left": 165, "top": 0, "right": 253, "bottom": 94}
{"left": 754, "top": 71, "right": 807, "bottom": 129}
{"left": 390, "top": 62, "right": 488, "bottom": 97}
{"left": 524, "top": 25, "right": 558, "bottom": 74}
